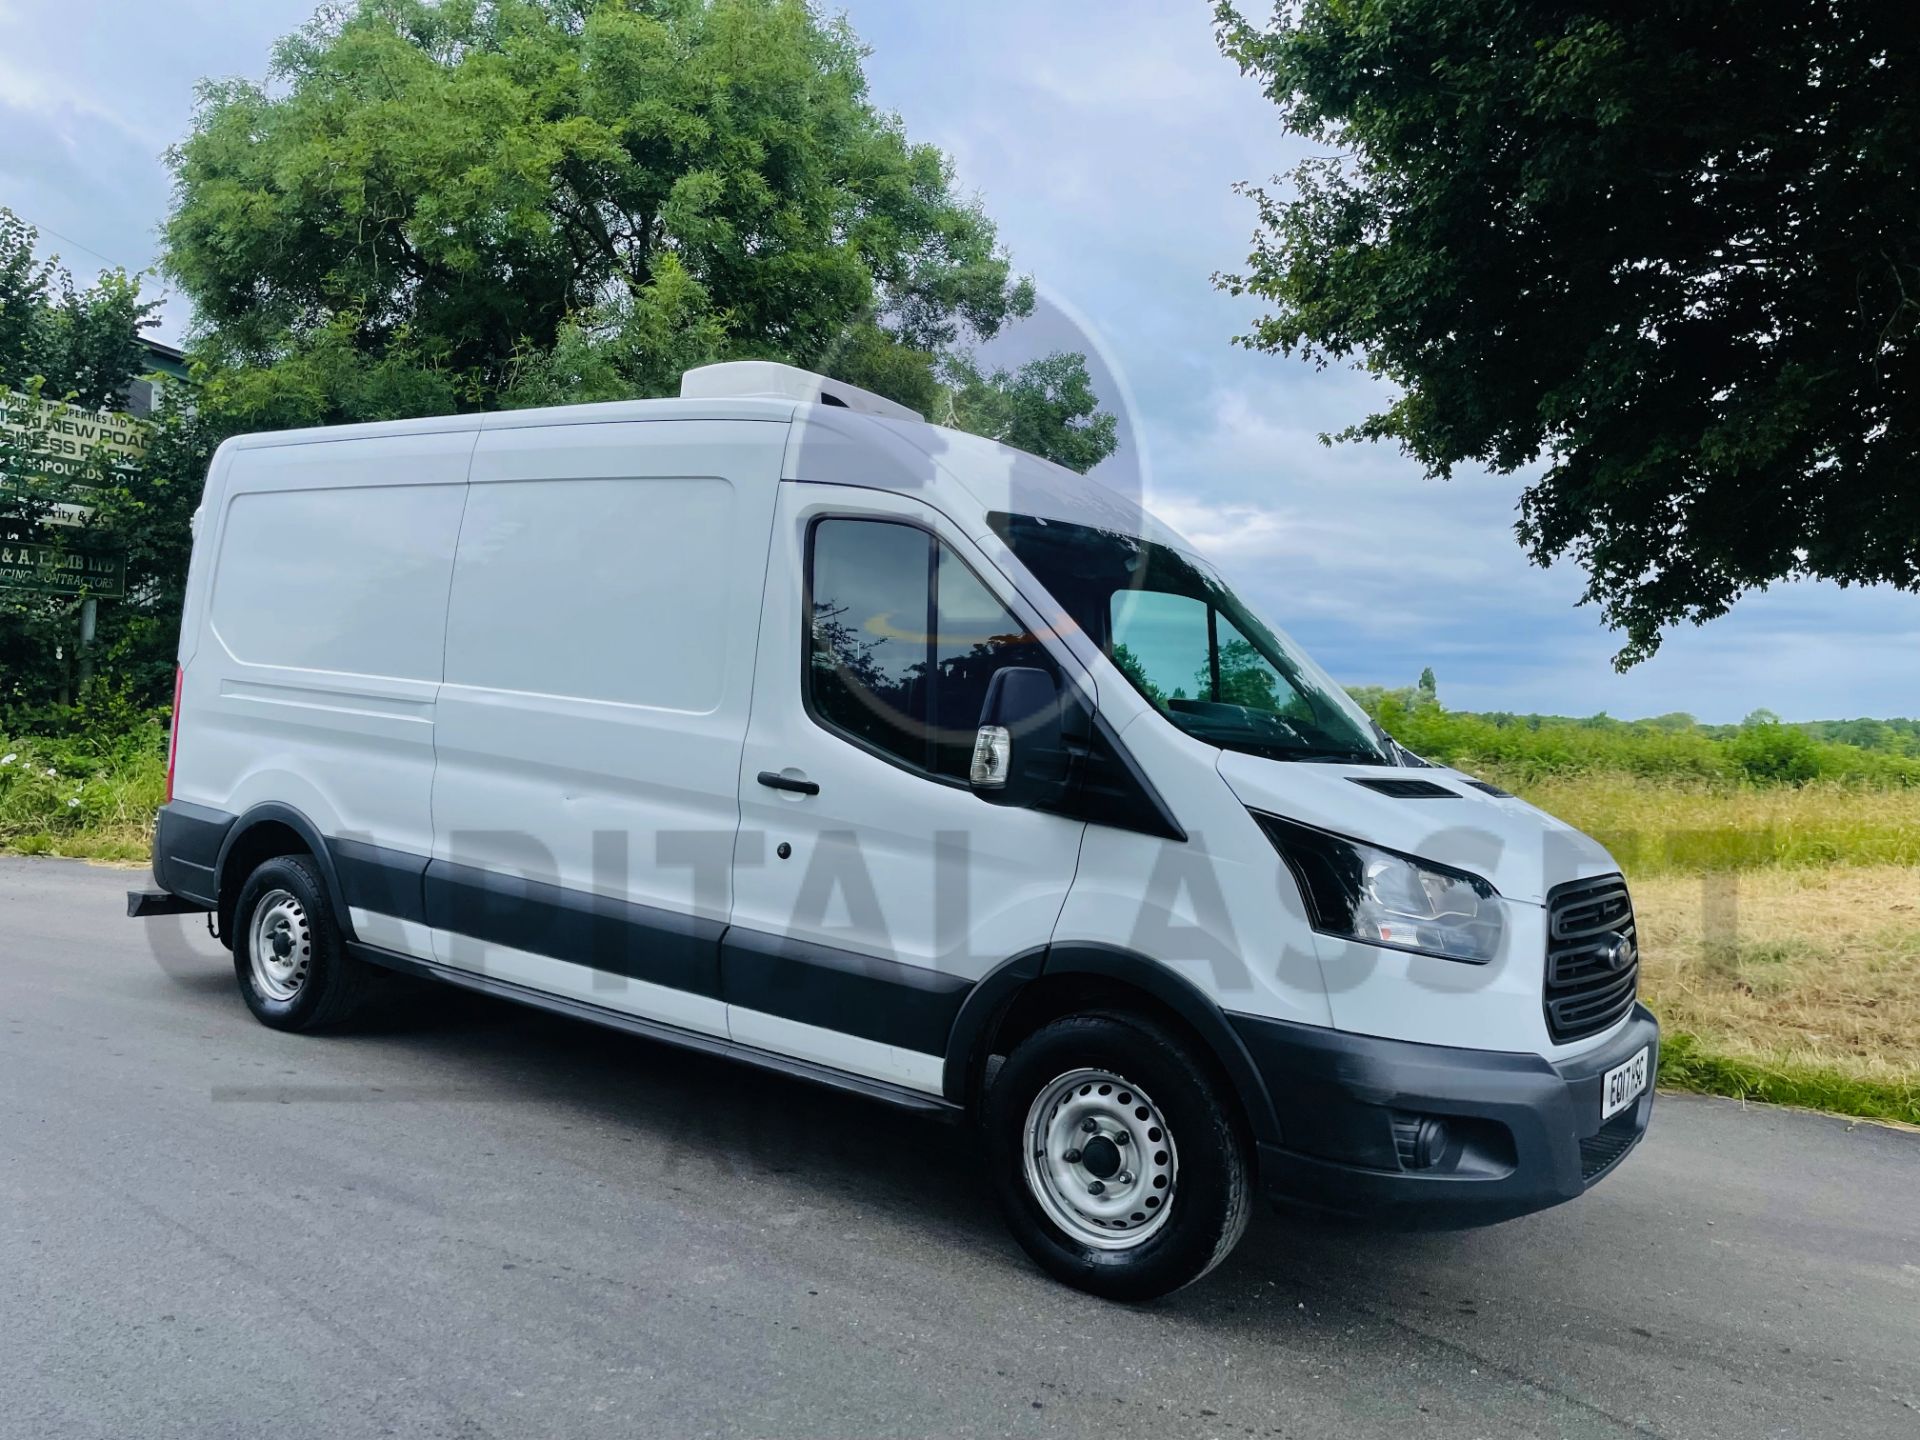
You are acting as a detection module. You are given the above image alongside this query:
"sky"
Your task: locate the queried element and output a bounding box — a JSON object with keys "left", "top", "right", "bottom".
{"left": 2, "top": 0, "right": 1914, "bottom": 722}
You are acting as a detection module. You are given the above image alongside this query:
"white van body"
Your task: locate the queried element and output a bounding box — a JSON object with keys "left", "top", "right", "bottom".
{"left": 137, "top": 362, "right": 1656, "bottom": 1297}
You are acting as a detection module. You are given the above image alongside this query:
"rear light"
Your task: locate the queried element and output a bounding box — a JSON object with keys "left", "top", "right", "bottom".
{"left": 165, "top": 665, "right": 183, "bottom": 805}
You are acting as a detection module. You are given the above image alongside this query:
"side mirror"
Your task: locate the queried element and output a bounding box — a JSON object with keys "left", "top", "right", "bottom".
{"left": 970, "top": 666, "right": 1072, "bottom": 808}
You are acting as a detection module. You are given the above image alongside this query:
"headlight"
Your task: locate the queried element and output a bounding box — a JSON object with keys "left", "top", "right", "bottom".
{"left": 1255, "top": 813, "right": 1505, "bottom": 965}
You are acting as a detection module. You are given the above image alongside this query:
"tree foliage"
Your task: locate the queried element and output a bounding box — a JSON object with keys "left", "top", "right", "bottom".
{"left": 0, "top": 211, "right": 156, "bottom": 410}
{"left": 164, "top": 0, "right": 1054, "bottom": 424}
{"left": 1215, "top": 1, "right": 1920, "bottom": 664}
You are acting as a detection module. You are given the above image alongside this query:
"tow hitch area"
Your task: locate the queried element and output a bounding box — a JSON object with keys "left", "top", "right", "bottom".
{"left": 126, "top": 888, "right": 211, "bottom": 919}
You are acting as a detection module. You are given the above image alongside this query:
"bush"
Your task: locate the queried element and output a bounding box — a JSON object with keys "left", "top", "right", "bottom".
{"left": 1362, "top": 694, "right": 1920, "bottom": 788}
{"left": 1727, "top": 721, "right": 1822, "bottom": 784}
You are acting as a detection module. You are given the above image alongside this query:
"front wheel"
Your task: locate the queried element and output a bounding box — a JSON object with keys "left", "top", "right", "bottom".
{"left": 985, "top": 1012, "right": 1253, "bottom": 1301}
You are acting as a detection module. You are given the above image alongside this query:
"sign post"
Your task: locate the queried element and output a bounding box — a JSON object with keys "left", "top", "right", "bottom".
{"left": 79, "top": 596, "right": 97, "bottom": 696}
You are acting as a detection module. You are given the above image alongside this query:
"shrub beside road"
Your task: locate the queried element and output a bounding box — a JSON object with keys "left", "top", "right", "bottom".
{"left": 0, "top": 721, "right": 162, "bottom": 863}
{"left": 4, "top": 708, "right": 1916, "bottom": 1126}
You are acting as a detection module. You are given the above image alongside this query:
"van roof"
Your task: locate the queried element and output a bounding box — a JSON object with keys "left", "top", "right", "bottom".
{"left": 219, "top": 395, "right": 801, "bottom": 450}
{"left": 219, "top": 368, "right": 1186, "bottom": 553}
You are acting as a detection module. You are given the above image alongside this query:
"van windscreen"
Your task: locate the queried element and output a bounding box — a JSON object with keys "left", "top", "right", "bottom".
{"left": 987, "top": 512, "right": 1390, "bottom": 767}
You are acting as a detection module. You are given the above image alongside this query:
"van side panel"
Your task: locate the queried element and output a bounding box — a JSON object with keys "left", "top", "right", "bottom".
{"left": 177, "top": 432, "right": 476, "bottom": 868}
{"left": 425, "top": 419, "right": 787, "bottom": 1037}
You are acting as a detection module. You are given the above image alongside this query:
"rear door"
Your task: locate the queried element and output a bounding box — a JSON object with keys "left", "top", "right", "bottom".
{"left": 186, "top": 433, "right": 472, "bottom": 906}
{"left": 725, "top": 483, "right": 1090, "bottom": 1091}
{"left": 426, "top": 419, "right": 786, "bottom": 1036}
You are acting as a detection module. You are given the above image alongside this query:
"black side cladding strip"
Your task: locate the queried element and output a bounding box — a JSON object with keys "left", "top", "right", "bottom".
{"left": 329, "top": 843, "right": 973, "bottom": 1051}
{"left": 423, "top": 857, "right": 725, "bottom": 998}
{"left": 720, "top": 927, "right": 973, "bottom": 1055}
{"left": 332, "top": 839, "right": 430, "bottom": 925}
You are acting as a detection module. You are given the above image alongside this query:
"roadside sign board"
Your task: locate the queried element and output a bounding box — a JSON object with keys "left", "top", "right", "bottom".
{"left": 0, "top": 534, "right": 128, "bottom": 599}
{"left": 0, "top": 389, "right": 146, "bottom": 602}
{"left": 0, "top": 389, "right": 151, "bottom": 528}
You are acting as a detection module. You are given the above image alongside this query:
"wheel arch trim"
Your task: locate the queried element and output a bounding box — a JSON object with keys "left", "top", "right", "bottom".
{"left": 943, "top": 942, "right": 1283, "bottom": 1147}
{"left": 212, "top": 802, "right": 354, "bottom": 942}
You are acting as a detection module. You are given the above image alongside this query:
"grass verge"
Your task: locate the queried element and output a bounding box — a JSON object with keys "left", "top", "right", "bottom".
{"left": 1657, "top": 1033, "right": 1919, "bottom": 1129}
{"left": 0, "top": 729, "right": 165, "bottom": 862}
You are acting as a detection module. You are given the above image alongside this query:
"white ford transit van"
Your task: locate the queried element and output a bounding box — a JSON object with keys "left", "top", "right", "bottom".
{"left": 129, "top": 361, "right": 1656, "bottom": 1299}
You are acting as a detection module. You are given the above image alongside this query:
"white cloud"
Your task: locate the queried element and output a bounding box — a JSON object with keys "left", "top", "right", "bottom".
{"left": 1018, "top": 46, "right": 1224, "bottom": 112}
{"left": 0, "top": 57, "right": 144, "bottom": 145}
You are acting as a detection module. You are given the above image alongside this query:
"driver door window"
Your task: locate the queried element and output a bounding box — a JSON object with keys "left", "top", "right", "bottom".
{"left": 807, "top": 518, "right": 1049, "bottom": 781}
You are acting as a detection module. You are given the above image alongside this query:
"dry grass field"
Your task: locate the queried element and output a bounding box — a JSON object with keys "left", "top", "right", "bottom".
{"left": 1500, "top": 775, "right": 1920, "bottom": 1124}
{"left": 1629, "top": 866, "right": 1920, "bottom": 1123}
{"left": 1494, "top": 773, "right": 1920, "bottom": 874}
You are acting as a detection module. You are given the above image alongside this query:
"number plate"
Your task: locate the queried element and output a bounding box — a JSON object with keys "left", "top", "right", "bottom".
{"left": 1601, "top": 1046, "right": 1649, "bottom": 1121}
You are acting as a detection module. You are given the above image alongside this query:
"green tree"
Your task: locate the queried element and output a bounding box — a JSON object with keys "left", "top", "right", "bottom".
{"left": 1832, "top": 717, "right": 1893, "bottom": 752}
{"left": 1214, "top": 2, "right": 1920, "bottom": 665}
{"left": 1416, "top": 666, "right": 1438, "bottom": 707}
{"left": 85, "top": 393, "right": 221, "bottom": 707}
{"left": 0, "top": 211, "right": 157, "bottom": 408}
{"left": 1345, "top": 682, "right": 1415, "bottom": 713}
{"left": 941, "top": 350, "right": 1119, "bottom": 473}
{"left": 0, "top": 211, "right": 53, "bottom": 388}
{"left": 164, "top": 0, "right": 1087, "bottom": 436}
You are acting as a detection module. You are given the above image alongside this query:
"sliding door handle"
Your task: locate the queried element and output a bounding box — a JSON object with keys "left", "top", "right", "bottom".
{"left": 757, "top": 771, "right": 820, "bottom": 796}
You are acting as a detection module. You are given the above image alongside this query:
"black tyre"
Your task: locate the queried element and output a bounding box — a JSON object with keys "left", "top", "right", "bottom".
{"left": 231, "top": 854, "right": 368, "bottom": 1032}
{"left": 985, "top": 1011, "right": 1253, "bottom": 1301}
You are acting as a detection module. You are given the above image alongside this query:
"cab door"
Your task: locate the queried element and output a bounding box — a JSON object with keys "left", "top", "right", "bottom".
{"left": 725, "top": 484, "right": 1090, "bottom": 1092}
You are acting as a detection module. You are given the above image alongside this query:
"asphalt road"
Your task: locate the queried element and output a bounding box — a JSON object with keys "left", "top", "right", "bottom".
{"left": 4, "top": 856, "right": 1918, "bottom": 1440}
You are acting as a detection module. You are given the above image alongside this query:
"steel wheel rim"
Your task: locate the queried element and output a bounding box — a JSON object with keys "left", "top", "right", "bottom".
{"left": 1022, "top": 1067, "right": 1177, "bottom": 1251}
{"left": 248, "top": 889, "right": 312, "bottom": 1002}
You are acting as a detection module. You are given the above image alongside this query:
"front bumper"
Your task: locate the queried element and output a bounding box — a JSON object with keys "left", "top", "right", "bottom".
{"left": 1228, "top": 1003, "right": 1659, "bottom": 1228}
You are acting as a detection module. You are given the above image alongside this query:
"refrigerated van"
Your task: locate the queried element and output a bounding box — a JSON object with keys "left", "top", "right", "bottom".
{"left": 130, "top": 360, "right": 1657, "bottom": 1299}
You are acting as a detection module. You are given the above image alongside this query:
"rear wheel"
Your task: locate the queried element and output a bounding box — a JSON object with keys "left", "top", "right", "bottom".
{"left": 232, "top": 854, "right": 368, "bottom": 1031}
{"left": 986, "top": 1011, "right": 1252, "bottom": 1301}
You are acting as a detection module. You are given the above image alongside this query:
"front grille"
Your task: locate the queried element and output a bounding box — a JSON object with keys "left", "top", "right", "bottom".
{"left": 1544, "top": 874, "right": 1638, "bottom": 1043}
{"left": 1579, "top": 1110, "right": 1641, "bottom": 1182}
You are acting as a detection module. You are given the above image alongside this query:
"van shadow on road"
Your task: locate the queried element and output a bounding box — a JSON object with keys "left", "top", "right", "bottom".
{"left": 126, "top": 904, "right": 1583, "bottom": 1330}
{"left": 163, "top": 929, "right": 1520, "bottom": 1313}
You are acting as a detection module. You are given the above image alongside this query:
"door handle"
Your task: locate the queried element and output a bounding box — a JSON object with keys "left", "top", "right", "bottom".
{"left": 757, "top": 771, "right": 820, "bottom": 796}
